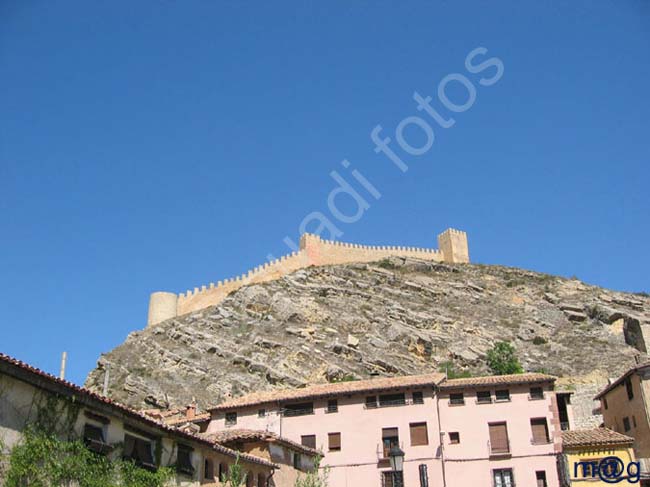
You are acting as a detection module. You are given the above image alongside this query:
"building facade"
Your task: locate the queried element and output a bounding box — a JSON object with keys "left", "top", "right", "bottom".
{"left": 207, "top": 372, "right": 565, "bottom": 487}
{"left": 595, "top": 362, "right": 650, "bottom": 484}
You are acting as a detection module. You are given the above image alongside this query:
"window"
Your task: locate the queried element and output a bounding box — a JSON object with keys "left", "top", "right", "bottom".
{"left": 176, "top": 444, "right": 194, "bottom": 475}
{"left": 123, "top": 434, "right": 155, "bottom": 469}
{"left": 418, "top": 464, "right": 429, "bottom": 487}
{"left": 413, "top": 391, "right": 424, "bottom": 404}
{"left": 603, "top": 397, "right": 608, "bottom": 409}
{"left": 531, "top": 418, "right": 550, "bottom": 444}
{"left": 488, "top": 423, "right": 509, "bottom": 454}
{"left": 449, "top": 393, "right": 464, "bottom": 405}
{"left": 293, "top": 452, "right": 301, "bottom": 470}
{"left": 382, "top": 428, "right": 399, "bottom": 458}
{"left": 284, "top": 402, "right": 314, "bottom": 417}
{"left": 204, "top": 458, "right": 214, "bottom": 480}
{"left": 366, "top": 396, "right": 378, "bottom": 409}
{"left": 493, "top": 468, "right": 514, "bottom": 487}
{"left": 530, "top": 387, "right": 544, "bottom": 400}
{"left": 536, "top": 471, "right": 547, "bottom": 487}
{"left": 477, "top": 390, "right": 492, "bottom": 404}
{"left": 495, "top": 389, "right": 510, "bottom": 402}
{"left": 382, "top": 471, "right": 403, "bottom": 487}
{"left": 626, "top": 377, "right": 634, "bottom": 400}
{"left": 576, "top": 459, "right": 601, "bottom": 477}
{"left": 301, "top": 435, "right": 316, "bottom": 450}
{"left": 258, "top": 473, "right": 266, "bottom": 486}
{"left": 633, "top": 416, "right": 637, "bottom": 427}
{"left": 623, "top": 417, "right": 631, "bottom": 432}
{"left": 246, "top": 471, "right": 254, "bottom": 487}
{"left": 218, "top": 463, "right": 226, "bottom": 482}
{"left": 225, "top": 412, "right": 237, "bottom": 426}
{"left": 328, "top": 432, "right": 341, "bottom": 451}
{"left": 410, "top": 422, "right": 429, "bottom": 446}
{"left": 327, "top": 399, "right": 338, "bottom": 413}
{"left": 379, "top": 393, "right": 406, "bottom": 407}
{"left": 449, "top": 432, "right": 460, "bottom": 444}
{"left": 83, "top": 424, "right": 110, "bottom": 454}
{"left": 258, "top": 409, "right": 266, "bottom": 418}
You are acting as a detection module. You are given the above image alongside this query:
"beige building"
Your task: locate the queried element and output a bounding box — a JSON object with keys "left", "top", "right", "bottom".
{"left": 595, "top": 362, "right": 650, "bottom": 485}
{"left": 0, "top": 353, "right": 276, "bottom": 486}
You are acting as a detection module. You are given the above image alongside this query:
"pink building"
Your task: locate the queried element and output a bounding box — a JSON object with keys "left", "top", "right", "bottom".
{"left": 206, "top": 372, "right": 568, "bottom": 487}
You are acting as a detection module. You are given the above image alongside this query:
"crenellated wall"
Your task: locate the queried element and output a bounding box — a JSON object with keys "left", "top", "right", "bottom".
{"left": 147, "top": 228, "right": 469, "bottom": 326}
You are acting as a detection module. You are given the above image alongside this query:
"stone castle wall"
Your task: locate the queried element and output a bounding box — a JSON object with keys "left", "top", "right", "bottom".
{"left": 147, "top": 228, "right": 469, "bottom": 326}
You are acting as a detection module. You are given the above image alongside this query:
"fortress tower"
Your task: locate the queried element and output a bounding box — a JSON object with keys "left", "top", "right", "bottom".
{"left": 147, "top": 228, "right": 469, "bottom": 326}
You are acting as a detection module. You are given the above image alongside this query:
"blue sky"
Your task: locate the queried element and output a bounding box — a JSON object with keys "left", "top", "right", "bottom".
{"left": 1, "top": 1, "right": 649, "bottom": 386}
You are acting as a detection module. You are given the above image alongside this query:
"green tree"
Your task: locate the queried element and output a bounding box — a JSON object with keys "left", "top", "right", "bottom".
{"left": 294, "top": 457, "right": 329, "bottom": 487}
{"left": 486, "top": 341, "right": 523, "bottom": 375}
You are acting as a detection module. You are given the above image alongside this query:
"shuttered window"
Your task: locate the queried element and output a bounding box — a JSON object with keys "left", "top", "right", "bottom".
{"left": 488, "top": 423, "right": 509, "bottom": 453}
{"left": 530, "top": 418, "right": 549, "bottom": 444}
{"left": 410, "top": 422, "right": 429, "bottom": 446}
{"left": 301, "top": 435, "right": 316, "bottom": 450}
{"left": 328, "top": 432, "right": 341, "bottom": 451}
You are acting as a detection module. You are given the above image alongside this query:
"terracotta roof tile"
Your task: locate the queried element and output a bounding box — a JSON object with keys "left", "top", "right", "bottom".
{"left": 562, "top": 428, "right": 634, "bottom": 448}
{"left": 202, "top": 429, "right": 319, "bottom": 456}
{"left": 0, "top": 353, "right": 276, "bottom": 469}
{"left": 438, "top": 373, "right": 556, "bottom": 390}
{"left": 209, "top": 373, "right": 445, "bottom": 411}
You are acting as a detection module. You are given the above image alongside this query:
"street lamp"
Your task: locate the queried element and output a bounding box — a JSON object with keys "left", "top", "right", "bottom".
{"left": 388, "top": 445, "right": 405, "bottom": 487}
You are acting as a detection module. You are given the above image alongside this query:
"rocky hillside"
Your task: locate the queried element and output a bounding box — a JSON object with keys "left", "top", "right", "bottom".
{"left": 85, "top": 258, "right": 649, "bottom": 426}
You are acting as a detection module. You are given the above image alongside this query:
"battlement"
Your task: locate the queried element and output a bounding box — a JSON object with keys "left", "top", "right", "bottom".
{"left": 147, "top": 228, "right": 469, "bottom": 326}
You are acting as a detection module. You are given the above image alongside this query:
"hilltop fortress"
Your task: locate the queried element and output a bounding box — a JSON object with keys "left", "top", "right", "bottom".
{"left": 147, "top": 228, "right": 469, "bottom": 326}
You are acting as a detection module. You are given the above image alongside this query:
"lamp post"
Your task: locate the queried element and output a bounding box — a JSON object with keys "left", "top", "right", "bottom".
{"left": 388, "top": 445, "right": 405, "bottom": 487}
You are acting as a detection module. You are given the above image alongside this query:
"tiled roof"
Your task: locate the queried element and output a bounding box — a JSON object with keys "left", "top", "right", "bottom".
{"left": 0, "top": 353, "right": 276, "bottom": 469}
{"left": 202, "top": 429, "right": 320, "bottom": 456}
{"left": 438, "top": 373, "right": 556, "bottom": 390}
{"left": 209, "top": 373, "right": 445, "bottom": 411}
{"left": 562, "top": 428, "right": 634, "bottom": 448}
{"left": 165, "top": 413, "right": 211, "bottom": 426}
{"left": 594, "top": 362, "right": 650, "bottom": 399}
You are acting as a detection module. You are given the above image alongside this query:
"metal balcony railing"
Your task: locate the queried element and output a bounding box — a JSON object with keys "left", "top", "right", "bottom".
{"left": 282, "top": 408, "right": 314, "bottom": 417}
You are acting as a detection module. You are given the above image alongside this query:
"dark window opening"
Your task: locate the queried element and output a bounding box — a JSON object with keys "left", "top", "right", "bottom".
{"left": 284, "top": 402, "right": 314, "bottom": 417}
{"left": 477, "top": 390, "right": 492, "bottom": 404}
{"left": 83, "top": 424, "right": 111, "bottom": 455}
{"left": 327, "top": 399, "right": 338, "bottom": 413}
{"left": 623, "top": 417, "right": 631, "bottom": 432}
{"left": 204, "top": 459, "right": 214, "bottom": 480}
{"left": 293, "top": 452, "right": 301, "bottom": 470}
{"left": 557, "top": 393, "right": 571, "bottom": 431}
{"left": 366, "top": 396, "right": 378, "bottom": 409}
{"left": 258, "top": 409, "right": 266, "bottom": 418}
{"left": 625, "top": 377, "right": 634, "bottom": 400}
{"left": 225, "top": 412, "right": 237, "bottom": 426}
{"left": 382, "top": 427, "right": 399, "bottom": 458}
{"left": 123, "top": 434, "right": 155, "bottom": 470}
{"left": 449, "top": 393, "right": 464, "bottom": 405}
{"left": 536, "top": 471, "right": 547, "bottom": 487}
{"left": 413, "top": 391, "right": 424, "bottom": 404}
{"left": 495, "top": 389, "right": 510, "bottom": 402}
{"left": 530, "top": 387, "right": 544, "bottom": 400}
{"left": 176, "top": 444, "right": 194, "bottom": 476}
{"left": 379, "top": 393, "right": 406, "bottom": 407}
{"left": 382, "top": 471, "right": 403, "bottom": 487}
{"left": 449, "top": 432, "right": 460, "bottom": 444}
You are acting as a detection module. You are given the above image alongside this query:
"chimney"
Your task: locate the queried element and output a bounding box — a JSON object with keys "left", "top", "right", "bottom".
{"left": 186, "top": 401, "right": 197, "bottom": 420}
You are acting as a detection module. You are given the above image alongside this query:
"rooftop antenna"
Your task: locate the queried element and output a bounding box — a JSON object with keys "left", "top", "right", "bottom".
{"left": 102, "top": 364, "right": 110, "bottom": 396}
{"left": 59, "top": 351, "right": 67, "bottom": 380}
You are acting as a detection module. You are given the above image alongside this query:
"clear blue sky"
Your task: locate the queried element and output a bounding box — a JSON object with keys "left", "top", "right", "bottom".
{"left": 1, "top": 1, "right": 649, "bottom": 386}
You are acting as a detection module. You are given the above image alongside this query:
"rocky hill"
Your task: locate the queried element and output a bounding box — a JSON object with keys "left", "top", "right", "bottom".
{"left": 85, "top": 258, "right": 649, "bottom": 426}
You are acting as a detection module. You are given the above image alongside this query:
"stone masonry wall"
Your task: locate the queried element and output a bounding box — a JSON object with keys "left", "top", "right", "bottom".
{"left": 147, "top": 228, "right": 469, "bottom": 326}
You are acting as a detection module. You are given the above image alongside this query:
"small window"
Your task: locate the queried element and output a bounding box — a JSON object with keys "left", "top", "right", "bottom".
{"left": 327, "top": 399, "right": 338, "bottom": 413}
{"left": 258, "top": 409, "right": 266, "bottom": 418}
{"left": 412, "top": 391, "right": 424, "bottom": 404}
{"left": 623, "top": 417, "right": 631, "bottom": 432}
{"left": 379, "top": 393, "right": 405, "bottom": 407}
{"left": 218, "top": 463, "right": 226, "bottom": 481}
{"left": 603, "top": 397, "right": 608, "bottom": 409}
{"left": 293, "top": 452, "right": 301, "bottom": 470}
{"left": 495, "top": 389, "right": 510, "bottom": 402}
{"left": 301, "top": 435, "right": 316, "bottom": 450}
{"left": 123, "top": 434, "right": 155, "bottom": 469}
{"left": 477, "top": 391, "right": 492, "bottom": 404}
{"left": 419, "top": 464, "right": 429, "bottom": 487}
{"left": 83, "top": 424, "right": 110, "bottom": 454}
{"left": 204, "top": 458, "right": 214, "bottom": 480}
{"left": 328, "top": 432, "right": 341, "bottom": 451}
{"left": 530, "top": 387, "right": 544, "bottom": 400}
{"left": 284, "top": 402, "right": 314, "bottom": 417}
{"left": 625, "top": 377, "right": 634, "bottom": 400}
{"left": 382, "top": 428, "right": 399, "bottom": 458}
{"left": 409, "top": 422, "right": 428, "bottom": 446}
{"left": 366, "top": 396, "right": 378, "bottom": 409}
{"left": 382, "top": 470, "right": 403, "bottom": 487}
{"left": 536, "top": 471, "right": 547, "bottom": 487}
{"left": 531, "top": 418, "right": 550, "bottom": 444}
{"left": 633, "top": 416, "right": 637, "bottom": 428}
{"left": 225, "top": 412, "right": 237, "bottom": 426}
{"left": 176, "top": 444, "right": 194, "bottom": 476}
{"left": 449, "top": 393, "right": 464, "bottom": 405}
{"left": 449, "top": 432, "right": 460, "bottom": 444}
{"left": 493, "top": 468, "right": 514, "bottom": 486}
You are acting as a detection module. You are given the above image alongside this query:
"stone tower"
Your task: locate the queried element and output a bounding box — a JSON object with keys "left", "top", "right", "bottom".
{"left": 438, "top": 228, "right": 470, "bottom": 264}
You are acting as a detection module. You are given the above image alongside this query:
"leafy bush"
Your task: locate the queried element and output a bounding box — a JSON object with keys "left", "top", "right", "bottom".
{"left": 295, "top": 456, "right": 330, "bottom": 487}
{"left": 486, "top": 342, "right": 523, "bottom": 375}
